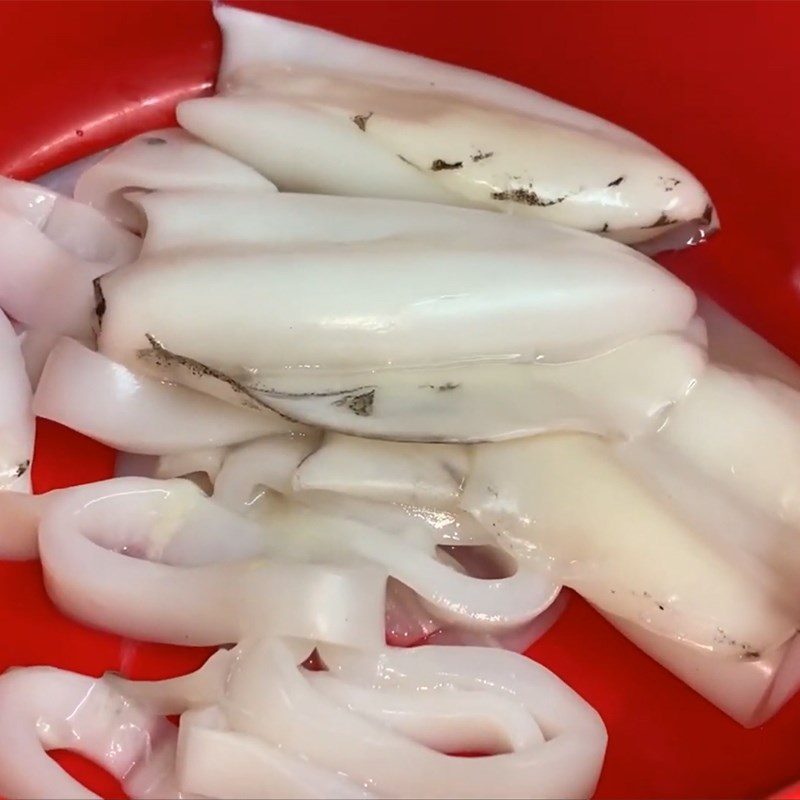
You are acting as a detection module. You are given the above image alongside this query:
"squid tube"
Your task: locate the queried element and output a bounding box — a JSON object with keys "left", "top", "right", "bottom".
{"left": 97, "top": 191, "right": 697, "bottom": 442}
{"left": 461, "top": 434, "right": 796, "bottom": 659}
{"left": 177, "top": 5, "right": 715, "bottom": 246}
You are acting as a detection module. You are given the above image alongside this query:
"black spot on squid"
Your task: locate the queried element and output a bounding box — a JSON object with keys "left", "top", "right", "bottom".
{"left": 641, "top": 212, "right": 676, "bottom": 229}
{"left": 430, "top": 159, "right": 463, "bottom": 171}
{"left": 333, "top": 389, "right": 375, "bottom": 417}
{"left": 491, "top": 187, "right": 568, "bottom": 207}
{"left": 419, "top": 382, "right": 461, "bottom": 392}
{"left": 93, "top": 278, "right": 106, "bottom": 330}
{"left": 351, "top": 112, "right": 373, "bottom": 132}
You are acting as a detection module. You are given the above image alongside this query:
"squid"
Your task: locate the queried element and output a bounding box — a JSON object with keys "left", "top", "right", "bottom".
{"left": 0, "top": 306, "right": 35, "bottom": 560}
{"left": 175, "top": 5, "right": 715, "bottom": 246}
{"left": 73, "top": 127, "right": 276, "bottom": 232}
{"left": 0, "top": 129, "right": 273, "bottom": 383}
{"left": 217, "top": 439, "right": 559, "bottom": 633}
{"left": 37, "top": 474, "right": 556, "bottom": 649}
{"left": 34, "top": 337, "right": 302, "bottom": 454}
{"left": 97, "top": 190, "right": 698, "bottom": 441}
{"left": 0, "top": 491, "right": 43, "bottom": 561}
{"left": 37, "top": 477, "right": 387, "bottom": 649}
{"left": 4, "top": 4, "right": 795, "bottom": 794}
{"left": 463, "top": 434, "right": 796, "bottom": 658}
{"left": 108, "top": 637, "right": 607, "bottom": 799}
{"left": 697, "top": 294, "right": 800, "bottom": 391}
{"left": 110, "top": 428, "right": 562, "bottom": 648}
{"left": 284, "top": 423, "right": 800, "bottom": 726}
{"left": 0, "top": 666, "right": 178, "bottom": 800}
{"left": 211, "top": 432, "right": 561, "bottom": 637}
{"left": 0, "top": 309, "right": 34, "bottom": 493}
{"left": 293, "top": 432, "right": 468, "bottom": 510}
{"left": 0, "top": 177, "right": 139, "bottom": 339}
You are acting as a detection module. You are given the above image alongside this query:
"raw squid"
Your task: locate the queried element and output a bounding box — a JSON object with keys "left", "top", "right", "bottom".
{"left": 611, "top": 614, "right": 800, "bottom": 728}
{"left": 0, "top": 177, "right": 139, "bottom": 339}
{"left": 153, "top": 446, "right": 227, "bottom": 483}
{"left": 211, "top": 433, "right": 560, "bottom": 631}
{"left": 697, "top": 294, "right": 800, "bottom": 390}
{"left": 462, "top": 433, "right": 800, "bottom": 726}
{"left": 657, "top": 366, "right": 800, "bottom": 533}
{"left": 0, "top": 309, "right": 34, "bottom": 495}
{"left": 109, "top": 638, "right": 607, "bottom": 799}
{"left": 249, "top": 492, "right": 558, "bottom": 630}
{"left": 17, "top": 327, "right": 68, "bottom": 389}
{"left": 177, "top": 5, "right": 715, "bottom": 246}
{"left": 0, "top": 306, "right": 35, "bottom": 561}
{"left": 211, "top": 433, "right": 561, "bottom": 647}
{"left": 462, "top": 433, "right": 796, "bottom": 658}
{"left": 214, "top": 431, "right": 322, "bottom": 509}
{"left": 5, "top": 3, "right": 796, "bottom": 795}
{"left": 97, "top": 191, "right": 697, "bottom": 441}
{"left": 0, "top": 491, "right": 43, "bottom": 561}
{"left": 0, "top": 666, "right": 178, "bottom": 800}
{"left": 36, "top": 473, "right": 554, "bottom": 648}
{"left": 294, "top": 432, "right": 468, "bottom": 509}
{"left": 38, "top": 477, "right": 387, "bottom": 648}
{"left": 34, "top": 338, "right": 302, "bottom": 454}
{"left": 37, "top": 149, "right": 110, "bottom": 198}
{"left": 290, "top": 424, "right": 800, "bottom": 724}
{"left": 73, "top": 127, "right": 276, "bottom": 232}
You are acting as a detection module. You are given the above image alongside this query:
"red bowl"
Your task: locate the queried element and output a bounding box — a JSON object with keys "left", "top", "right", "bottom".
{"left": 1, "top": 2, "right": 799, "bottom": 798}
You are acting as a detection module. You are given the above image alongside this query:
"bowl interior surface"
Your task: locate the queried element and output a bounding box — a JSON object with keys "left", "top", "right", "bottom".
{"left": 1, "top": 2, "right": 800, "bottom": 798}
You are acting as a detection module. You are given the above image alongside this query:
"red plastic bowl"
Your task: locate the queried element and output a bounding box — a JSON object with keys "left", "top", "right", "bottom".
{"left": 1, "top": 2, "right": 799, "bottom": 798}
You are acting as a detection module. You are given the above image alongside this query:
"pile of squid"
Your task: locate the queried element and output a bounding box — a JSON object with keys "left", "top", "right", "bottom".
{"left": 0, "top": 5, "right": 798, "bottom": 799}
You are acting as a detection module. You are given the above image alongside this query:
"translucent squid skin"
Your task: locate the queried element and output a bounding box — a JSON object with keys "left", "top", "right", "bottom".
{"left": 0, "top": 491, "right": 51, "bottom": 561}
{"left": 0, "top": 667, "right": 178, "bottom": 800}
{"left": 697, "top": 295, "right": 800, "bottom": 390}
{"left": 177, "top": 5, "right": 715, "bottom": 245}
